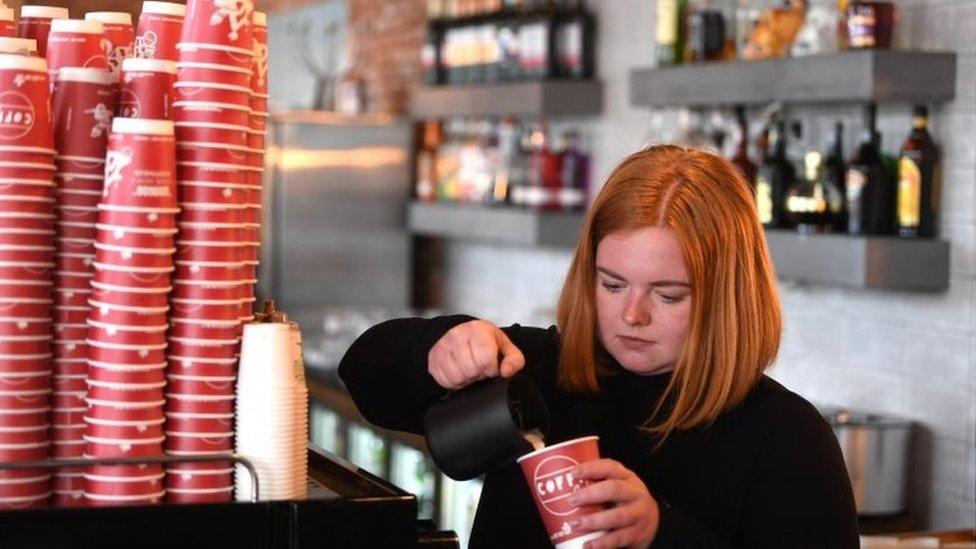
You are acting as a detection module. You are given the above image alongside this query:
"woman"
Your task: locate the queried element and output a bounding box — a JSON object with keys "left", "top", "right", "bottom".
{"left": 339, "top": 145, "right": 859, "bottom": 548}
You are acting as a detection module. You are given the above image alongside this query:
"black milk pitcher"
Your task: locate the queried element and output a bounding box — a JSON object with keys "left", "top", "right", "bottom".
{"left": 423, "top": 374, "right": 550, "bottom": 481}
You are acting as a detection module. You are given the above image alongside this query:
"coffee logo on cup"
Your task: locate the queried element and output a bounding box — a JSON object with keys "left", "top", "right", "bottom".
{"left": 117, "top": 90, "right": 141, "bottom": 119}
{"left": 253, "top": 43, "right": 268, "bottom": 87}
{"left": 85, "top": 103, "right": 114, "bottom": 138}
{"left": 532, "top": 455, "right": 586, "bottom": 517}
{"left": 210, "top": 0, "right": 254, "bottom": 41}
{"left": 0, "top": 91, "right": 36, "bottom": 140}
{"left": 107, "top": 44, "right": 133, "bottom": 76}
{"left": 104, "top": 148, "right": 133, "bottom": 197}
{"left": 134, "top": 32, "right": 158, "bottom": 59}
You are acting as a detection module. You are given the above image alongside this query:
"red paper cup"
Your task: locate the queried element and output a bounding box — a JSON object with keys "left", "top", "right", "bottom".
{"left": 175, "top": 61, "right": 252, "bottom": 88}
{"left": 88, "top": 299, "right": 168, "bottom": 326}
{"left": 177, "top": 42, "right": 252, "bottom": 69}
{"left": 18, "top": 6, "right": 69, "bottom": 58}
{"left": 517, "top": 436, "right": 607, "bottom": 549}
{"left": 53, "top": 271, "right": 93, "bottom": 292}
{"left": 84, "top": 12, "right": 133, "bottom": 77}
{"left": 166, "top": 393, "right": 234, "bottom": 415}
{"left": 101, "top": 118, "right": 176, "bottom": 210}
{"left": 0, "top": 424, "right": 49, "bottom": 445}
{"left": 89, "top": 281, "right": 171, "bottom": 308}
{"left": 135, "top": 2, "right": 185, "bottom": 62}
{"left": 173, "top": 260, "right": 243, "bottom": 282}
{"left": 86, "top": 322, "right": 167, "bottom": 347}
{"left": 246, "top": 129, "right": 265, "bottom": 151}
{"left": 178, "top": 182, "right": 247, "bottom": 205}
{"left": 46, "top": 19, "right": 109, "bottom": 81}
{"left": 167, "top": 336, "right": 238, "bottom": 361}
{"left": 52, "top": 390, "right": 86, "bottom": 410}
{"left": 175, "top": 141, "right": 248, "bottom": 165}
{"left": 0, "top": 9, "right": 16, "bottom": 41}
{"left": 165, "top": 486, "right": 233, "bottom": 503}
{"left": 175, "top": 241, "right": 243, "bottom": 263}
{"left": 84, "top": 472, "right": 164, "bottom": 497}
{"left": 52, "top": 68, "right": 117, "bottom": 159}
{"left": 85, "top": 337, "right": 167, "bottom": 365}
{"left": 168, "top": 299, "right": 239, "bottom": 322}
{"left": 92, "top": 263, "right": 172, "bottom": 289}
{"left": 0, "top": 334, "right": 52, "bottom": 355}
{"left": 180, "top": 0, "right": 254, "bottom": 52}
{"left": 249, "top": 95, "right": 267, "bottom": 113}
{"left": 94, "top": 242, "right": 176, "bottom": 270}
{"left": 165, "top": 375, "right": 235, "bottom": 398}
{"left": 0, "top": 408, "right": 49, "bottom": 429}
{"left": 85, "top": 398, "right": 165, "bottom": 422}
{"left": 0, "top": 299, "right": 52, "bottom": 318}
{"left": 248, "top": 110, "right": 268, "bottom": 132}
{"left": 84, "top": 490, "right": 163, "bottom": 506}
{"left": 172, "top": 81, "right": 251, "bottom": 107}
{"left": 170, "top": 280, "right": 243, "bottom": 302}
{"left": 167, "top": 355, "right": 237, "bottom": 377}
{"left": 51, "top": 375, "right": 84, "bottom": 393}
{"left": 0, "top": 55, "right": 54, "bottom": 149}
{"left": 173, "top": 100, "right": 250, "bottom": 126}
{"left": 55, "top": 221, "right": 97, "bottom": 242}
{"left": 95, "top": 225, "right": 176, "bottom": 249}
{"left": 52, "top": 338, "right": 87, "bottom": 360}
{"left": 168, "top": 318, "right": 240, "bottom": 342}
{"left": 164, "top": 431, "right": 233, "bottom": 453}
{"left": 174, "top": 121, "right": 247, "bottom": 148}
{"left": 52, "top": 322, "right": 88, "bottom": 341}
{"left": 0, "top": 146, "right": 56, "bottom": 165}
{"left": 84, "top": 434, "right": 165, "bottom": 458}
{"left": 87, "top": 362, "right": 165, "bottom": 385}
{"left": 177, "top": 161, "right": 248, "bottom": 185}
{"left": 56, "top": 189, "right": 101, "bottom": 210}
{"left": 86, "top": 420, "right": 164, "bottom": 441}
{"left": 85, "top": 379, "right": 165, "bottom": 404}
{"left": 0, "top": 477, "right": 50, "bottom": 499}
{"left": 97, "top": 204, "right": 178, "bottom": 231}
{"left": 0, "top": 318, "right": 50, "bottom": 337}
{"left": 118, "top": 57, "right": 176, "bottom": 119}
{"left": 164, "top": 413, "right": 233, "bottom": 434}
{"left": 0, "top": 214, "right": 54, "bottom": 231}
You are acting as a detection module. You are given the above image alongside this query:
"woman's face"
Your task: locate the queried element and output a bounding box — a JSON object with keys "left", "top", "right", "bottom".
{"left": 594, "top": 227, "right": 692, "bottom": 375}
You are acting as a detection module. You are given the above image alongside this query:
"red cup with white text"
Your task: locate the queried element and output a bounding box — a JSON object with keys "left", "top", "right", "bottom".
{"left": 0, "top": 54, "right": 54, "bottom": 149}
{"left": 52, "top": 68, "right": 118, "bottom": 159}
{"left": 118, "top": 58, "right": 176, "bottom": 119}
{"left": 135, "top": 2, "right": 186, "bottom": 62}
{"left": 517, "top": 436, "right": 607, "bottom": 549}
{"left": 46, "top": 19, "right": 109, "bottom": 82}
{"left": 84, "top": 12, "right": 133, "bottom": 77}
{"left": 101, "top": 118, "right": 177, "bottom": 210}
{"left": 180, "top": 0, "right": 254, "bottom": 52}
{"left": 17, "top": 6, "right": 69, "bottom": 58}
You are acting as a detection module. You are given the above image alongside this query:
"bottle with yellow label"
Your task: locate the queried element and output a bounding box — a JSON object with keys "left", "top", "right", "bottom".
{"left": 897, "top": 104, "right": 940, "bottom": 238}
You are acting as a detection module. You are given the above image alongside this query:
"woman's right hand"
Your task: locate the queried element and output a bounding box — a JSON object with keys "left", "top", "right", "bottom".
{"left": 427, "top": 320, "right": 526, "bottom": 390}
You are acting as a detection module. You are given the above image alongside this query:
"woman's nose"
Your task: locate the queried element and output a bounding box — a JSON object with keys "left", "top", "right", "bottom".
{"left": 622, "top": 294, "right": 650, "bottom": 326}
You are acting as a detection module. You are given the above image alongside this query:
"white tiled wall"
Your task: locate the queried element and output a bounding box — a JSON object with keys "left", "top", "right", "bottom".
{"left": 438, "top": 0, "right": 976, "bottom": 529}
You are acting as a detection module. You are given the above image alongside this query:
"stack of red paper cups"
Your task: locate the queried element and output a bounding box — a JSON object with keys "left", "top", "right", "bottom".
{"left": 241, "top": 11, "right": 267, "bottom": 319}
{"left": 118, "top": 58, "right": 177, "bottom": 120}
{"left": 134, "top": 2, "right": 186, "bottom": 62}
{"left": 165, "top": 0, "right": 255, "bottom": 504}
{"left": 49, "top": 67, "right": 118, "bottom": 506}
{"left": 45, "top": 19, "right": 109, "bottom": 85}
{"left": 83, "top": 118, "right": 178, "bottom": 507}
{"left": 18, "top": 6, "right": 69, "bottom": 58}
{"left": 84, "top": 12, "right": 134, "bottom": 79}
{"left": 0, "top": 53, "right": 56, "bottom": 511}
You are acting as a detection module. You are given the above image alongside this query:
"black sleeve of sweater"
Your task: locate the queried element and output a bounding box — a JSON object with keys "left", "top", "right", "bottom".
{"left": 337, "top": 315, "right": 475, "bottom": 434}
{"left": 652, "top": 393, "right": 859, "bottom": 548}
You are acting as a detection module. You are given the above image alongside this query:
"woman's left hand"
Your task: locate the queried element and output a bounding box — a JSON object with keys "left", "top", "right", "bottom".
{"left": 568, "top": 458, "right": 660, "bottom": 549}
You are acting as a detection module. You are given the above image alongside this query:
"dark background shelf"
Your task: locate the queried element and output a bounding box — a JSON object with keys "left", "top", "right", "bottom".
{"left": 410, "top": 80, "right": 603, "bottom": 119}
{"left": 630, "top": 50, "right": 957, "bottom": 107}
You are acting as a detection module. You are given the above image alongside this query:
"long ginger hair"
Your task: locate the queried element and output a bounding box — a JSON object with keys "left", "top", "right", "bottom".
{"left": 556, "top": 145, "right": 782, "bottom": 439}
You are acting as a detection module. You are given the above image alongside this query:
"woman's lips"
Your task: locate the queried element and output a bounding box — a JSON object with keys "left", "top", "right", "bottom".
{"left": 618, "top": 335, "right": 654, "bottom": 351}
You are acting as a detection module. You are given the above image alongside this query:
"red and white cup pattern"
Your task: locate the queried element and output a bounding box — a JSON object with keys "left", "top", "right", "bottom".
{"left": 118, "top": 58, "right": 176, "bottom": 120}
{"left": 18, "top": 6, "right": 70, "bottom": 58}
{"left": 135, "top": 2, "right": 186, "bottom": 63}
{"left": 84, "top": 12, "right": 134, "bottom": 78}
{"left": 45, "top": 19, "right": 109, "bottom": 85}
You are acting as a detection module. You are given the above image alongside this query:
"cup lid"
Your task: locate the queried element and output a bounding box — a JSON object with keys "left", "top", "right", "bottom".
{"left": 0, "top": 7, "right": 13, "bottom": 22}
{"left": 56, "top": 67, "right": 116, "bottom": 85}
{"left": 253, "top": 11, "right": 267, "bottom": 27}
{"left": 0, "top": 37, "right": 37, "bottom": 54}
{"left": 85, "top": 12, "right": 132, "bottom": 26}
{"left": 51, "top": 19, "right": 104, "bottom": 35}
{"left": 111, "top": 117, "right": 174, "bottom": 136}
{"left": 0, "top": 53, "right": 46, "bottom": 73}
{"left": 122, "top": 57, "right": 176, "bottom": 74}
{"left": 141, "top": 1, "right": 186, "bottom": 17}
{"left": 20, "top": 6, "right": 69, "bottom": 20}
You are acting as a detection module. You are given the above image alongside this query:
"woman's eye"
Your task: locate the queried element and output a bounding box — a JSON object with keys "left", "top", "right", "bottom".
{"left": 600, "top": 282, "right": 624, "bottom": 293}
{"left": 659, "top": 294, "right": 686, "bottom": 304}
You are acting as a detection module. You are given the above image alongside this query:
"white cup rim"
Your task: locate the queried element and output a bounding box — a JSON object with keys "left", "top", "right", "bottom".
{"left": 177, "top": 42, "right": 253, "bottom": 56}
{"left": 173, "top": 101, "right": 252, "bottom": 113}
{"left": 51, "top": 18, "right": 104, "bottom": 35}
{"left": 176, "top": 61, "right": 253, "bottom": 76}
{"left": 173, "top": 81, "right": 252, "bottom": 93}
{"left": 141, "top": 1, "right": 186, "bottom": 17}
{"left": 121, "top": 57, "right": 176, "bottom": 74}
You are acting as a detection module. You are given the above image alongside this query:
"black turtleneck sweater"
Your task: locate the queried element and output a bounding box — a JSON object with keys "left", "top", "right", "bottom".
{"left": 338, "top": 316, "right": 860, "bottom": 548}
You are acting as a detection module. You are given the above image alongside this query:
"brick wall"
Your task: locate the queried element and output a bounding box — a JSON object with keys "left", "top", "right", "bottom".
{"left": 435, "top": 0, "right": 976, "bottom": 530}
{"left": 347, "top": 0, "right": 425, "bottom": 115}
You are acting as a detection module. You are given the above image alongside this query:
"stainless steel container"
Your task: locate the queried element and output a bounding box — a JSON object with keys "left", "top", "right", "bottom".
{"left": 823, "top": 408, "right": 912, "bottom": 516}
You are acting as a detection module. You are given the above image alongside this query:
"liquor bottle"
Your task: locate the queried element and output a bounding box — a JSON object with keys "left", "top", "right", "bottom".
{"left": 555, "top": 0, "right": 594, "bottom": 79}
{"left": 687, "top": 0, "right": 726, "bottom": 62}
{"left": 897, "top": 104, "right": 940, "bottom": 238}
{"left": 846, "top": 103, "right": 894, "bottom": 235}
{"left": 730, "top": 105, "right": 757, "bottom": 189}
{"left": 755, "top": 117, "right": 794, "bottom": 228}
{"left": 785, "top": 151, "right": 831, "bottom": 233}
{"left": 558, "top": 130, "right": 590, "bottom": 211}
{"left": 415, "top": 121, "right": 442, "bottom": 202}
{"left": 656, "top": 0, "right": 686, "bottom": 66}
{"left": 822, "top": 121, "right": 847, "bottom": 232}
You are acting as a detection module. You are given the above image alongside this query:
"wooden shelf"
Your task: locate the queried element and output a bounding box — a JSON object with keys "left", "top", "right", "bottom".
{"left": 765, "top": 230, "right": 949, "bottom": 291}
{"left": 630, "top": 50, "right": 956, "bottom": 107}
{"left": 407, "top": 201, "right": 583, "bottom": 248}
{"left": 410, "top": 80, "right": 603, "bottom": 119}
